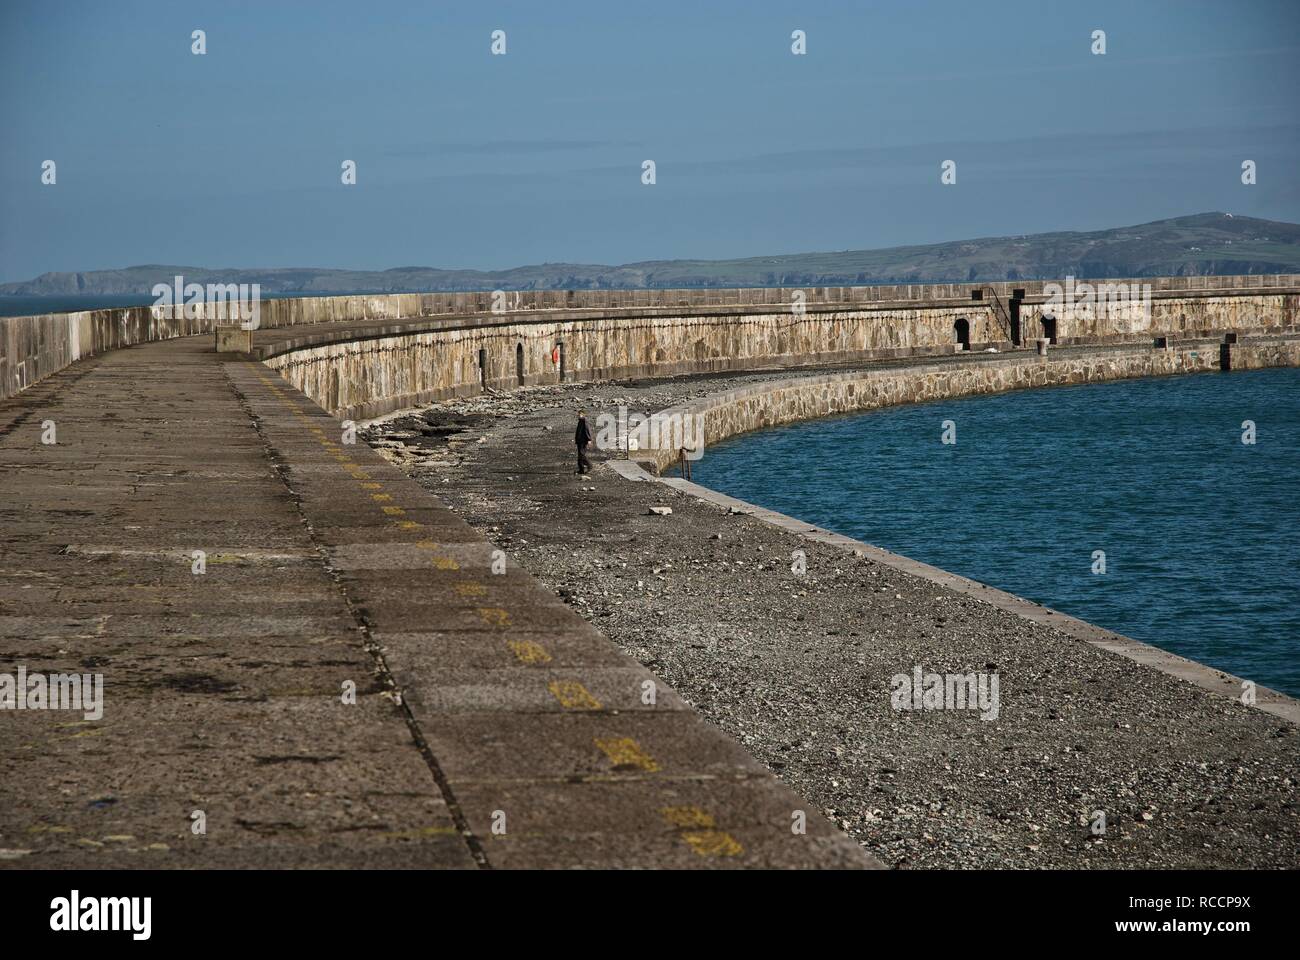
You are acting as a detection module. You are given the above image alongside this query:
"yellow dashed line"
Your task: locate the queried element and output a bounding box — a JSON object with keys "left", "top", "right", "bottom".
{"left": 681, "top": 830, "right": 743, "bottom": 857}
{"left": 382, "top": 506, "right": 405, "bottom": 516}
{"left": 371, "top": 493, "right": 392, "bottom": 502}
{"left": 660, "top": 807, "right": 743, "bottom": 857}
{"left": 547, "top": 680, "right": 602, "bottom": 710}
{"left": 661, "top": 806, "right": 715, "bottom": 829}
{"left": 475, "top": 607, "right": 511, "bottom": 628}
{"left": 507, "top": 639, "right": 552, "bottom": 664}
{"left": 412, "top": 539, "right": 459, "bottom": 568}
{"left": 594, "top": 737, "right": 659, "bottom": 772}
{"left": 454, "top": 582, "right": 486, "bottom": 597}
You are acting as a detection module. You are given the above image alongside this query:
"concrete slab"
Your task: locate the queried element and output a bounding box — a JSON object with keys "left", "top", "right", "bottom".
{"left": 0, "top": 335, "right": 877, "bottom": 870}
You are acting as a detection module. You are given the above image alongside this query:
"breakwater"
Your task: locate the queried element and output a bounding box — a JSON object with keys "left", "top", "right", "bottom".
{"left": 634, "top": 337, "right": 1300, "bottom": 474}
{"left": 4, "top": 275, "right": 1296, "bottom": 411}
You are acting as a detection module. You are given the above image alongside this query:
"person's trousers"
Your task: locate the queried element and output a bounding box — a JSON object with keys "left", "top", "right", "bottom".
{"left": 576, "top": 443, "right": 591, "bottom": 473}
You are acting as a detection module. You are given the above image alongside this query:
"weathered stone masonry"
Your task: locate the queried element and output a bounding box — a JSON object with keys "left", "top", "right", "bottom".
{"left": 257, "top": 284, "right": 1297, "bottom": 421}
{"left": 260, "top": 304, "right": 1000, "bottom": 420}
{"left": 636, "top": 338, "right": 1300, "bottom": 474}
{"left": 3, "top": 275, "right": 1297, "bottom": 412}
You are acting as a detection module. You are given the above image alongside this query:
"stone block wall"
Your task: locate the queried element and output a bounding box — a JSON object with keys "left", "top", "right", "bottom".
{"left": 636, "top": 338, "right": 1300, "bottom": 474}
{"left": 3, "top": 275, "right": 1296, "bottom": 404}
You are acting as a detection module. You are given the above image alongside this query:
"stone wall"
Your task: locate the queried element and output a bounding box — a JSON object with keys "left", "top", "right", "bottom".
{"left": 262, "top": 303, "right": 1000, "bottom": 420}
{"left": 635, "top": 338, "right": 1300, "bottom": 474}
{"left": 1021, "top": 292, "right": 1299, "bottom": 345}
{"left": 263, "top": 286, "right": 1298, "bottom": 421}
{"left": 2, "top": 303, "right": 300, "bottom": 400}
{"left": 3, "top": 274, "right": 1297, "bottom": 404}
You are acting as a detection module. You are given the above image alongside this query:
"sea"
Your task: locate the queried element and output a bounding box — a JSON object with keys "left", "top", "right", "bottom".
{"left": 692, "top": 368, "right": 1300, "bottom": 698}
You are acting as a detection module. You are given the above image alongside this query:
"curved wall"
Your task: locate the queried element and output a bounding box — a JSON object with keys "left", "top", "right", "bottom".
{"left": 633, "top": 337, "right": 1300, "bottom": 474}
{"left": 3, "top": 275, "right": 1297, "bottom": 407}
{"left": 261, "top": 303, "right": 998, "bottom": 420}
{"left": 261, "top": 287, "right": 1298, "bottom": 420}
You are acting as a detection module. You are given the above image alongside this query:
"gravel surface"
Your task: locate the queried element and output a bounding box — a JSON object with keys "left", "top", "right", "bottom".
{"left": 363, "top": 369, "right": 1299, "bottom": 869}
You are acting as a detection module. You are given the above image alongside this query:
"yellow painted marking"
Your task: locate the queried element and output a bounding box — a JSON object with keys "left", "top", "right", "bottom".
{"left": 594, "top": 737, "right": 659, "bottom": 772}
{"left": 396, "top": 520, "right": 421, "bottom": 530}
{"left": 661, "top": 806, "right": 714, "bottom": 829}
{"left": 548, "top": 680, "right": 602, "bottom": 710}
{"left": 475, "top": 607, "right": 511, "bottom": 628}
{"left": 660, "top": 807, "right": 743, "bottom": 857}
{"left": 433, "top": 557, "right": 460, "bottom": 570}
{"left": 507, "top": 639, "right": 552, "bottom": 664}
{"left": 681, "top": 830, "right": 743, "bottom": 857}
{"left": 371, "top": 493, "right": 392, "bottom": 502}
{"left": 382, "top": 506, "right": 405, "bottom": 516}
{"left": 349, "top": 470, "right": 371, "bottom": 480}
{"left": 454, "top": 582, "right": 486, "bottom": 598}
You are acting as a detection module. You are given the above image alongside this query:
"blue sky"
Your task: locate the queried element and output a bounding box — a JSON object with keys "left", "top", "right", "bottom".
{"left": 1, "top": 0, "right": 1297, "bottom": 282}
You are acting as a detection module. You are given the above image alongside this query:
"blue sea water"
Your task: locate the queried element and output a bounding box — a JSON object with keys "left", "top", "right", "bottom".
{"left": 0, "top": 291, "right": 369, "bottom": 318}
{"left": 0, "top": 294, "right": 159, "bottom": 317}
{"left": 692, "top": 368, "right": 1300, "bottom": 698}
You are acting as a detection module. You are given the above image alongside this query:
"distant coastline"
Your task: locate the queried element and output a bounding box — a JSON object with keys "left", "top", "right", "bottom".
{"left": 0, "top": 291, "right": 365, "bottom": 319}
{"left": 3, "top": 213, "right": 1298, "bottom": 307}
{"left": 0, "top": 294, "right": 156, "bottom": 318}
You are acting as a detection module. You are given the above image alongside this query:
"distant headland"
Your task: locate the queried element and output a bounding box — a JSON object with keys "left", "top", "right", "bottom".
{"left": 3, "top": 213, "right": 1298, "bottom": 302}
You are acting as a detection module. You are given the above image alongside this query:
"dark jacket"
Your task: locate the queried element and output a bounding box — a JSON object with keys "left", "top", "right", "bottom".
{"left": 574, "top": 417, "right": 593, "bottom": 446}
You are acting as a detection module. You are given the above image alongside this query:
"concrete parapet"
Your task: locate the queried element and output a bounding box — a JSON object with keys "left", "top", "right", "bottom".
{"left": 4, "top": 274, "right": 1298, "bottom": 405}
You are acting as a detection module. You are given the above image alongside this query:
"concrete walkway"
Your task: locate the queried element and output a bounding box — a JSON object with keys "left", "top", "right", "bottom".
{"left": 0, "top": 335, "right": 873, "bottom": 869}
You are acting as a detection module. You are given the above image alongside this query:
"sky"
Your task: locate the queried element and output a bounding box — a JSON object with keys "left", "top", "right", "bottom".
{"left": 1, "top": 0, "right": 1297, "bottom": 282}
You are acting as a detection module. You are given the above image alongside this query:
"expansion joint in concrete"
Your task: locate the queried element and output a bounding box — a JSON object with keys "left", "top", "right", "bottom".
{"left": 221, "top": 361, "right": 492, "bottom": 869}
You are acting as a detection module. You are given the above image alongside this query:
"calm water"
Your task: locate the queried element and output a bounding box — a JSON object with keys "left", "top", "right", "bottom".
{"left": 0, "top": 294, "right": 159, "bottom": 317}
{"left": 0, "top": 291, "right": 360, "bottom": 318}
{"left": 693, "top": 368, "right": 1300, "bottom": 697}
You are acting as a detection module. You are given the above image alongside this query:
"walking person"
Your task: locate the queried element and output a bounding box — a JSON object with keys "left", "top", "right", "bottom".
{"left": 574, "top": 410, "right": 593, "bottom": 474}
